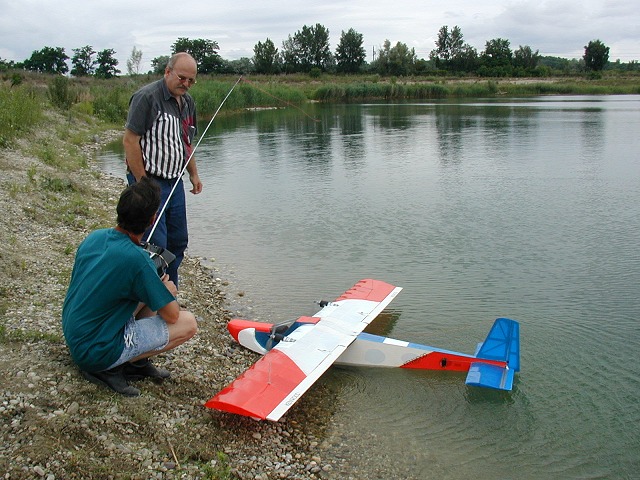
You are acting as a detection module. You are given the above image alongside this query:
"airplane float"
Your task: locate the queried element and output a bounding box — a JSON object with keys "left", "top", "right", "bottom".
{"left": 205, "top": 279, "right": 520, "bottom": 421}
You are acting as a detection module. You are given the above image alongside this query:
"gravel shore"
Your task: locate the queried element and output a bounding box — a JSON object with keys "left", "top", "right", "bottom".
{"left": 0, "top": 112, "right": 413, "bottom": 480}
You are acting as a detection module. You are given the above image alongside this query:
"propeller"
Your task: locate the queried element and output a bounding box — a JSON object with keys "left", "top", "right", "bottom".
{"left": 265, "top": 319, "right": 295, "bottom": 351}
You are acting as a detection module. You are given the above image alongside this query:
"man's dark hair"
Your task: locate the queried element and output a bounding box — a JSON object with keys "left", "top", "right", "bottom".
{"left": 117, "top": 177, "right": 161, "bottom": 234}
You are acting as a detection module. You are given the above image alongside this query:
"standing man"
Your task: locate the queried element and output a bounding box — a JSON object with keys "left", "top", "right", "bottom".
{"left": 123, "top": 52, "right": 202, "bottom": 286}
{"left": 62, "top": 177, "right": 198, "bottom": 397}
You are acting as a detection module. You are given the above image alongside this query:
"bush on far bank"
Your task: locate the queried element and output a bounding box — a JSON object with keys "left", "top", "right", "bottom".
{"left": 1, "top": 71, "right": 639, "bottom": 144}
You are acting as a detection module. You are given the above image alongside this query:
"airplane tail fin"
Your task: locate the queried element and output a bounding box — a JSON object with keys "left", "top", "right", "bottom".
{"left": 465, "top": 318, "right": 520, "bottom": 391}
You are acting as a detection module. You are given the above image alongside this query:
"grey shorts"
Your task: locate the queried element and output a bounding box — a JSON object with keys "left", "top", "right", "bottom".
{"left": 107, "top": 315, "right": 170, "bottom": 369}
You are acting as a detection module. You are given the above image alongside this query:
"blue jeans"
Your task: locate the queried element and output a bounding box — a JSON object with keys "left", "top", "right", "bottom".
{"left": 107, "top": 315, "right": 170, "bottom": 369}
{"left": 127, "top": 173, "right": 188, "bottom": 285}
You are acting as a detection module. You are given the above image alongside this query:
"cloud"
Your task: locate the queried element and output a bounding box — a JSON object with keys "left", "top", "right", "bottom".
{"left": 1, "top": 0, "right": 637, "bottom": 72}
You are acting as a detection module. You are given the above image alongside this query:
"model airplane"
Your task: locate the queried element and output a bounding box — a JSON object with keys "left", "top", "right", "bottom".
{"left": 205, "top": 279, "right": 520, "bottom": 421}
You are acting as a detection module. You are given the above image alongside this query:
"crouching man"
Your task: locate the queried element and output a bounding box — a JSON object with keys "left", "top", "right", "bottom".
{"left": 62, "top": 177, "right": 197, "bottom": 396}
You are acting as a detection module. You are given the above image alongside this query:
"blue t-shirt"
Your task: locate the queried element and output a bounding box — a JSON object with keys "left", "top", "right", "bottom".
{"left": 62, "top": 228, "right": 176, "bottom": 372}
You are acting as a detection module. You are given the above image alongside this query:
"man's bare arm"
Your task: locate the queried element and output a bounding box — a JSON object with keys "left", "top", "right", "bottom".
{"left": 123, "top": 128, "right": 146, "bottom": 181}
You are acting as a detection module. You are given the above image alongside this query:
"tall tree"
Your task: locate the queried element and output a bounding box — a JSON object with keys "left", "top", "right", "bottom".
{"left": 298, "top": 24, "right": 333, "bottom": 72}
{"left": 70, "top": 45, "right": 96, "bottom": 76}
{"left": 281, "top": 34, "right": 301, "bottom": 73}
{"left": 94, "top": 49, "right": 120, "bottom": 78}
{"left": 430, "top": 25, "right": 464, "bottom": 68}
{"left": 482, "top": 38, "right": 513, "bottom": 67}
{"left": 199, "top": 53, "right": 225, "bottom": 74}
{"left": 171, "top": 37, "right": 222, "bottom": 74}
{"left": 373, "top": 40, "right": 416, "bottom": 76}
{"left": 281, "top": 24, "right": 333, "bottom": 73}
{"left": 335, "top": 28, "right": 366, "bottom": 74}
{"left": 513, "top": 45, "right": 540, "bottom": 70}
{"left": 151, "top": 55, "right": 170, "bottom": 74}
{"left": 372, "top": 40, "right": 392, "bottom": 74}
{"left": 430, "top": 25, "right": 478, "bottom": 72}
{"left": 226, "top": 57, "right": 254, "bottom": 74}
{"left": 23, "top": 46, "right": 69, "bottom": 74}
{"left": 451, "top": 44, "right": 479, "bottom": 72}
{"left": 583, "top": 39, "right": 610, "bottom": 71}
{"left": 0, "top": 57, "right": 16, "bottom": 71}
{"left": 253, "top": 38, "right": 280, "bottom": 74}
{"left": 387, "top": 42, "right": 417, "bottom": 76}
{"left": 126, "top": 46, "right": 143, "bottom": 75}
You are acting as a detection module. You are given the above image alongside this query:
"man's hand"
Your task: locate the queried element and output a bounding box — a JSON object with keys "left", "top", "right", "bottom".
{"left": 189, "top": 172, "right": 203, "bottom": 194}
{"left": 161, "top": 274, "right": 178, "bottom": 296}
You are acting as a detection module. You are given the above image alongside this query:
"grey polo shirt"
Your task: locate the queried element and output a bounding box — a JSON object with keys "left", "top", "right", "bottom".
{"left": 125, "top": 79, "right": 197, "bottom": 180}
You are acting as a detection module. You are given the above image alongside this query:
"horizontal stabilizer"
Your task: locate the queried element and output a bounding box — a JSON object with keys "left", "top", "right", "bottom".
{"left": 476, "top": 318, "right": 520, "bottom": 371}
{"left": 465, "top": 362, "right": 515, "bottom": 390}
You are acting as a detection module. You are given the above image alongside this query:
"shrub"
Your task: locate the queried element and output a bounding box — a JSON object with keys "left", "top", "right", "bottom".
{"left": 92, "top": 86, "right": 129, "bottom": 123}
{"left": 0, "top": 84, "right": 43, "bottom": 146}
{"left": 48, "top": 76, "right": 75, "bottom": 110}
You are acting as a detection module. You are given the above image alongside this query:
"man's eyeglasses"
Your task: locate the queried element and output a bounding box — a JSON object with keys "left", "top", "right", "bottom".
{"left": 171, "top": 71, "right": 197, "bottom": 85}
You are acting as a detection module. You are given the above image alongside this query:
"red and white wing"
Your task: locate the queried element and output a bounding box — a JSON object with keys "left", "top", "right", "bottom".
{"left": 204, "top": 279, "right": 402, "bottom": 421}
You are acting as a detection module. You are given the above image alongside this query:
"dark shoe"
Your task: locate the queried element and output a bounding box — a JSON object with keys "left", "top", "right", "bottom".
{"left": 123, "top": 358, "right": 170, "bottom": 382}
{"left": 82, "top": 366, "right": 140, "bottom": 397}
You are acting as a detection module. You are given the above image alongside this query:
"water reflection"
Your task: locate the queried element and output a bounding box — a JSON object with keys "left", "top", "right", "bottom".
{"left": 463, "top": 384, "right": 518, "bottom": 405}
{"left": 435, "top": 103, "right": 472, "bottom": 163}
{"left": 579, "top": 109, "right": 605, "bottom": 167}
{"left": 363, "top": 308, "right": 401, "bottom": 337}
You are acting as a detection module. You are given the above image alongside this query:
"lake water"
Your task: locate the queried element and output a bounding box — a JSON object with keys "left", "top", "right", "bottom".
{"left": 99, "top": 95, "right": 640, "bottom": 479}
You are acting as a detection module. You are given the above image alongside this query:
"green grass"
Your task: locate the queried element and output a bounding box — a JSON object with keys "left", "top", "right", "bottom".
{"left": 0, "top": 287, "right": 8, "bottom": 318}
{"left": 497, "top": 80, "right": 640, "bottom": 95}
{"left": 2, "top": 71, "right": 640, "bottom": 139}
{"left": 0, "top": 324, "right": 62, "bottom": 344}
{"left": 90, "top": 84, "right": 131, "bottom": 123}
{"left": 190, "top": 79, "right": 307, "bottom": 115}
{"left": 0, "top": 84, "right": 44, "bottom": 147}
{"left": 313, "top": 80, "right": 477, "bottom": 101}
{"left": 201, "top": 452, "right": 233, "bottom": 479}
{"left": 312, "top": 77, "right": 640, "bottom": 101}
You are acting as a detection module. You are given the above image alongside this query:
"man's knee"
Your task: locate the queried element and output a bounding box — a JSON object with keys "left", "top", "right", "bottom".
{"left": 179, "top": 310, "right": 198, "bottom": 340}
{"left": 165, "top": 311, "right": 197, "bottom": 349}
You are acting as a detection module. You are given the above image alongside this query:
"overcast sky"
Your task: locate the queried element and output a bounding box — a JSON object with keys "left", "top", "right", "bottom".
{"left": 1, "top": 0, "right": 638, "bottom": 72}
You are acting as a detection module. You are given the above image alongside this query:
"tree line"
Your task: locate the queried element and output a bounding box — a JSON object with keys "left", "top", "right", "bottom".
{"left": 2, "top": 24, "right": 637, "bottom": 79}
